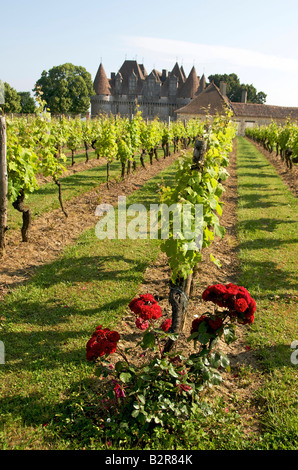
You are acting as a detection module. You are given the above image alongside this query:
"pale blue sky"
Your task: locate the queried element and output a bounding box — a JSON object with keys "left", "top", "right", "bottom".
{"left": 1, "top": 0, "right": 297, "bottom": 106}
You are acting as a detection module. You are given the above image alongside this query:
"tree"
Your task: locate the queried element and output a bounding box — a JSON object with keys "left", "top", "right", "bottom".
{"left": 18, "top": 92, "right": 36, "bottom": 113}
{"left": 34, "top": 63, "right": 95, "bottom": 115}
{"left": 2, "top": 82, "right": 21, "bottom": 113}
{"left": 208, "top": 73, "right": 267, "bottom": 104}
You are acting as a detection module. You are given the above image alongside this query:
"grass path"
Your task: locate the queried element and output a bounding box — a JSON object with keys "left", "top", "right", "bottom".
{"left": 236, "top": 137, "right": 297, "bottom": 449}
{"left": 0, "top": 159, "right": 177, "bottom": 449}
{"left": 0, "top": 138, "right": 297, "bottom": 450}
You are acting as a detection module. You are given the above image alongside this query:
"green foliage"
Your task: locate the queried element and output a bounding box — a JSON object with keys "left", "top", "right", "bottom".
{"left": 66, "top": 117, "right": 83, "bottom": 156}
{"left": 18, "top": 92, "right": 37, "bottom": 113}
{"left": 96, "top": 116, "right": 118, "bottom": 162}
{"left": 34, "top": 63, "right": 95, "bottom": 115}
{"left": 3, "top": 82, "right": 22, "bottom": 113}
{"left": 208, "top": 73, "right": 267, "bottom": 104}
{"left": 6, "top": 90, "right": 68, "bottom": 206}
{"left": 160, "top": 112, "right": 237, "bottom": 281}
{"left": 6, "top": 118, "right": 39, "bottom": 201}
{"left": 246, "top": 120, "right": 298, "bottom": 167}
{"left": 89, "top": 293, "right": 248, "bottom": 446}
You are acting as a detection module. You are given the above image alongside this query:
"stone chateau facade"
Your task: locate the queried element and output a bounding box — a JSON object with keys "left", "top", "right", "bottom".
{"left": 91, "top": 59, "right": 298, "bottom": 135}
{"left": 90, "top": 60, "right": 206, "bottom": 120}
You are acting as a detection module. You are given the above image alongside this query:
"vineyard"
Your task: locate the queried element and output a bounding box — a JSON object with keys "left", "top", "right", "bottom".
{"left": 1, "top": 94, "right": 203, "bottom": 248}
{"left": 245, "top": 121, "right": 298, "bottom": 170}
{"left": 0, "top": 105, "right": 297, "bottom": 451}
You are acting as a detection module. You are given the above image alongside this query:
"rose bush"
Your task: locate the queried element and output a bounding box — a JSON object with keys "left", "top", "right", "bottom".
{"left": 86, "top": 286, "right": 256, "bottom": 437}
{"left": 86, "top": 325, "right": 120, "bottom": 361}
{"left": 201, "top": 282, "right": 256, "bottom": 325}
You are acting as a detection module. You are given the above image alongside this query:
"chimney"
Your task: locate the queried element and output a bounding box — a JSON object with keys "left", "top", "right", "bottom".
{"left": 220, "top": 81, "right": 227, "bottom": 96}
{"left": 241, "top": 89, "right": 247, "bottom": 103}
{"left": 161, "top": 69, "right": 168, "bottom": 82}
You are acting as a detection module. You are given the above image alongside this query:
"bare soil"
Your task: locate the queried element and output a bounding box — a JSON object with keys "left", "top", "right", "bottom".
{"left": 0, "top": 150, "right": 182, "bottom": 299}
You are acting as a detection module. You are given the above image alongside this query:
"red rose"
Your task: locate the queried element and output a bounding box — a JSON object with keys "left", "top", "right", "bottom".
{"left": 191, "top": 315, "right": 208, "bottom": 334}
{"left": 114, "top": 383, "right": 126, "bottom": 398}
{"left": 247, "top": 298, "right": 256, "bottom": 316}
{"left": 215, "top": 284, "right": 229, "bottom": 294}
{"left": 202, "top": 287, "right": 212, "bottom": 301}
{"left": 202, "top": 284, "right": 256, "bottom": 326}
{"left": 86, "top": 326, "right": 120, "bottom": 361}
{"left": 129, "top": 294, "right": 162, "bottom": 320}
{"left": 135, "top": 317, "right": 149, "bottom": 330}
{"left": 139, "top": 303, "right": 162, "bottom": 320}
{"left": 225, "top": 283, "right": 239, "bottom": 296}
{"left": 202, "top": 284, "right": 228, "bottom": 307}
{"left": 160, "top": 318, "right": 172, "bottom": 332}
{"left": 107, "top": 331, "right": 120, "bottom": 342}
{"left": 234, "top": 298, "right": 248, "bottom": 313}
{"left": 208, "top": 316, "right": 224, "bottom": 331}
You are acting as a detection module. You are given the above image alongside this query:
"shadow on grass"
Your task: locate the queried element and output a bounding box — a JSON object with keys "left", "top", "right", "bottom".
{"left": 227, "top": 343, "right": 297, "bottom": 371}
{"left": 237, "top": 258, "right": 298, "bottom": 294}
{"left": 238, "top": 191, "right": 289, "bottom": 209}
{"left": 238, "top": 218, "right": 296, "bottom": 233}
{"left": 2, "top": 251, "right": 151, "bottom": 323}
{"left": 238, "top": 237, "right": 298, "bottom": 251}
{"left": 0, "top": 340, "right": 296, "bottom": 447}
{"left": 237, "top": 172, "right": 281, "bottom": 180}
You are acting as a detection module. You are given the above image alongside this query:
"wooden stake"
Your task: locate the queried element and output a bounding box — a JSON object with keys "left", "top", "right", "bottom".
{"left": 0, "top": 116, "right": 7, "bottom": 258}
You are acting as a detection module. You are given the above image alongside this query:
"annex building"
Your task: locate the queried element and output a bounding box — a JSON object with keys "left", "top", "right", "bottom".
{"left": 175, "top": 81, "right": 298, "bottom": 135}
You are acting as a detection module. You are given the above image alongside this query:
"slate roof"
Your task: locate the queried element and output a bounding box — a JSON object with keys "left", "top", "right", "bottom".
{"left": 150, "top": 69, "right": 162, "bottom": 82}
{"left": 114, "top": 60, "right": 145, "bottom": 94}
{"left": 197, "top": 73, "right": 206, "bottom": 95}
{"left": 170, "top": 62, "right": 186, "bottom": 85}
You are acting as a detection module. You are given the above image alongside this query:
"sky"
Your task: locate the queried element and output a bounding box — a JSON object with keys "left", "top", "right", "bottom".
{"left": 0, "top": 0, "right": 298, "bottom": 107}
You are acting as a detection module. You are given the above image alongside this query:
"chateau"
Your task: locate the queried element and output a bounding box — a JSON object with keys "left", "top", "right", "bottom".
{"left": 90, "top": 60, "right": 206, "bottom": 120}
{"left": 91, "top": 59, "right": 298, "bottom": 135}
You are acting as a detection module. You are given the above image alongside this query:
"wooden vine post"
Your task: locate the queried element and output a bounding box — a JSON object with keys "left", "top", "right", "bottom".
{"left": 164, "top": 138, "right": 207, "bottom": 352}
{"left": 0, "top": 116, "right": 8, "bottom": 258}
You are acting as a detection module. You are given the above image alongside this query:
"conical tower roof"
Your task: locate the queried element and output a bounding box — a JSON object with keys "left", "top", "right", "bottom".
{"left": 177, "top": 66, "right": 200, "bottom": 98}
{"left": 197, "top": 73, "right": 206, "bottom": 95}
{"left": 170, "top": 62, "right": 185, "bottom": 85}
{"left": 93, "top": 63, "right": 111, "bottom": 95}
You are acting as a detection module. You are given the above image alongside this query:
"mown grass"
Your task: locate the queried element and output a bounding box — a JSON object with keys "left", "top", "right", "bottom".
{"left": 0, "top": 138, "right": 297, "bottom": 450}
{"left": 0, "top": 159, "right": 178, "bottom": 449}
{"left": 235, "top": 137, "right": 298, "bottom": 449}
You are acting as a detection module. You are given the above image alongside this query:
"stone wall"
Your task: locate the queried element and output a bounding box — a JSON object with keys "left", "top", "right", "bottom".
{"left": 90, "top": 95, "right": 190, "bottom": 120}
{"left": 176, "top": 113, "right": 290, "bottom": 136}
{"left": 234, "top": 116, "right": 288, "bottom": 136}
